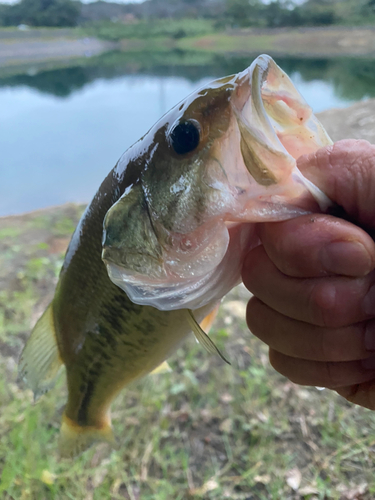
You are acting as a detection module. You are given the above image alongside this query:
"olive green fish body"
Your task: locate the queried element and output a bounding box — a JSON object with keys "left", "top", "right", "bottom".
{"left": 20, "top": 143, "right": 213, "bottom": 457}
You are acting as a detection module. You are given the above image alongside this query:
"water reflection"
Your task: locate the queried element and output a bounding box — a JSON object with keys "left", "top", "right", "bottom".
{"left": 1, "top": 50, "right": 374, "bottom": 216}
{"left": 2, "top": 51, "right": 375, "bottom": 102}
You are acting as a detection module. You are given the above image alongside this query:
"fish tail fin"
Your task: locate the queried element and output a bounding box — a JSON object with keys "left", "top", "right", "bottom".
{"left": 59, "top": 413, "right": 119, "bottom": 459}
{"left": 150, "top": 360, "right": 172, "bottom": 375}
{"left": 18, "top": 303, "right": 63, "bottom": 401}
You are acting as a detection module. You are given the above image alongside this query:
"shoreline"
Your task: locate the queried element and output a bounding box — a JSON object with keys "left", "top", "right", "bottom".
{"left": 1, "top": 25, "right": 375, "bottom": 70}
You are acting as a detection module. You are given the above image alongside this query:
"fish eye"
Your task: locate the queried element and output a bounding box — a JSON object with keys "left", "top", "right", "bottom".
{"left": 170, "top": 120, "right": 200, "bottom": 155}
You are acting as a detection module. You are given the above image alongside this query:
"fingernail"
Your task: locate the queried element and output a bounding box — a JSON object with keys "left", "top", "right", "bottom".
{"left": 361, "top": 355, "right": 375, "bottom": 370}
{"left": 365, "top": 321, "right": 375, "bottom": 351}
{"left": 363, "top": 285, "right": 375, "bottom": 316}
{"left": 321, "top": 241, "right": 372, "bottom": 276}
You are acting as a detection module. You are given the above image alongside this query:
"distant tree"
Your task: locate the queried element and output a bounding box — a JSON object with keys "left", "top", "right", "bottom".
{"left": 223, "top": 0, "right": 262, "bottom": 27}
{"left": 294, "top": 0, "right": 337, "bottom": 25}
{"left": 0, "top": 4, "right": 11, "bottom": 26}
{"left": 5, "top": 0, "right": 81, "bottom": 27}
{"left": 263, "top": 1, "right": 289, "bottom": 27}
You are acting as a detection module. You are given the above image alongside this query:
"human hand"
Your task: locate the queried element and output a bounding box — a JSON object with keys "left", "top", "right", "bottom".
{"left": 241, "top": 139, "right": 375, "bottom": 410}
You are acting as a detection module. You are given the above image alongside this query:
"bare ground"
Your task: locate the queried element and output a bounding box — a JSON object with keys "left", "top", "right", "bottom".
{"left": 0, "top": 30, "right": 116, "bottom": 67}
{"left": 318, "top": 99, "right": 375, "bottom": 144}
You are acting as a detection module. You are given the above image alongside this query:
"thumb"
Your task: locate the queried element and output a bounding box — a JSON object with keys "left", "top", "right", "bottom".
{"left": 298, "top": 139, "right": 375, "bottom": 230}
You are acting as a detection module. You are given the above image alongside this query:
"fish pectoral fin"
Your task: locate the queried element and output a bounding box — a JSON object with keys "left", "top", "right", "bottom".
{"left": 59, "top": 414, "right": 119, "bottom": 459}
{"left": 18, "top": 303, "right": 64, "bottom": 402}
{"left": 187, "top": 310, "right": 230, "bottom": 365}
{"left": 150, "top": 360, "right": 172, "bottom": 375}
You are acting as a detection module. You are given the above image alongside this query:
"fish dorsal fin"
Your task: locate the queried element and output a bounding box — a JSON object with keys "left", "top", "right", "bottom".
{"left": 150, "top": 360, "right": 172, "bottom": 375}
{"left": 18, "top": 303, "right": 64, "bottom": 402}
{"left": 187, "top": 310, "right": 230, "bottom": 365}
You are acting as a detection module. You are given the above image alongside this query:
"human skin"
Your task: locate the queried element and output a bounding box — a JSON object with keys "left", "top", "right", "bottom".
{"left": 241, "top": 139, "right": 375, "bottom": 410}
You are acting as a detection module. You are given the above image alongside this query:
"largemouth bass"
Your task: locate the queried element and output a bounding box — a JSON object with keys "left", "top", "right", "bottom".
{"left": 19, "top": 55, "right": 332, "bottom": 458}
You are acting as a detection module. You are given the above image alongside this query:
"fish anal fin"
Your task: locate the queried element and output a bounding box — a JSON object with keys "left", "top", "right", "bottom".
{"left": 59, "top": 413, "right": 119, "bottom": 459}
{"left": 188, "top": 310, "right": 230, "bottom": 365}
{"left": 18, "top": 303, "right": 63, "bottom": 401}
{"left": 199, "top": 303, "right": 220, "bottom": 333}
{"left": 150, "top": 360, "right": 172, "bottom": 375}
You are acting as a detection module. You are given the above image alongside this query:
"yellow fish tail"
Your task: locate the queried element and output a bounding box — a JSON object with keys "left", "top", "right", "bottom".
{"left": 18, "top": 303, "right": 63, "bottom": 401}
{"left": 150, "top": 360, "right": 172, "bottom": 375}
{"left": 59, "top": 413, "right": 119, "bottom": 458}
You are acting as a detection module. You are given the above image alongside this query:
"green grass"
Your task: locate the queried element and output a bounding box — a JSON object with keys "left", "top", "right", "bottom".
{"left": 85, "top": 19, "right": 215, "bottom": 42}
{"left": 1, "top": 205, "right": 375, "bottom": 499}
{"left": 178, "top": 33, "right": 278, "bottom": 54}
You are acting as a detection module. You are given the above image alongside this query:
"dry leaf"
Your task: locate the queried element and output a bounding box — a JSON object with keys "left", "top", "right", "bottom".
{"left": 254, "top": 474, "right": 271, "bottom": 485}
{"left": 219, "top": 418, "right": 232, "bottom": 433}
{"left": 40, "top": 470, "right": 56, "bottom": 485}
{"left": 286, "top": 468, "right": 302, "bottom": 491}
{"left": 299, "top": 486, "right": 319, "bottom": 496}
{"left": 220, "top": 393, "right": 233, "bottom": 404}
{"left": 189, "top": 479, "right": 219, "bottom": 496}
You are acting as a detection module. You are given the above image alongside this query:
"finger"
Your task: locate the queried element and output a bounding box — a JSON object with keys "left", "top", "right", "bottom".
{"left": 336, "top": 379, "right": 375, "bottom": 411}
{"left": 247, "top": 296, "right": 375, "bottom": 362}
{"left": 269, "top": 348, "right": 375, "bottom": 389}
{"left": 258, "top": 214, "right": 375, "bottom": 278}
{"left": 298, "top": 139, "right": 375, "bottom": 230}
{"left": 242, "top": 245, "right": 375, "bottom": 327}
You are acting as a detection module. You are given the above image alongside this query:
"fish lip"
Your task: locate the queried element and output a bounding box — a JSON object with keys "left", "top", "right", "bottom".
{"left": 231, "top": 54, "right": 278, "bottom": 147}
{"left": 230, "top": 54, "right": 292, "bottom": 186}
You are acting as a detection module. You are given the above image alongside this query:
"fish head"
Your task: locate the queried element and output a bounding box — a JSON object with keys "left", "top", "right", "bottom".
{"left": 102, "top": 55, "right": 332, "bottom": 311}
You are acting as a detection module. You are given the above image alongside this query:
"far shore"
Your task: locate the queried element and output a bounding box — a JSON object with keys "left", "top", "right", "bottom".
{"left": 1, "top": 25, "right": 375, "bottom": 71}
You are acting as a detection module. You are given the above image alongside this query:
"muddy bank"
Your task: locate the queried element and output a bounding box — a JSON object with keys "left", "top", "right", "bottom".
{"left": 318, "top": 98, "right": 375, "bottom": 144}
{"left": 0, "top": 30, "right": 116, "bottom": 67}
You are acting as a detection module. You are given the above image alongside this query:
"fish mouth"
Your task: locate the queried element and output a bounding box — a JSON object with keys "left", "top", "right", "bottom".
{"left": 231, "top": 55, "right": 282, "bottom": 187}
{"left": 230, "top": 54, "right": 332, "bottom": 212}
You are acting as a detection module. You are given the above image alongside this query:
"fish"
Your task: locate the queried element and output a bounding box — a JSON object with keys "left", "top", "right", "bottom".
{"left": 19, "top": 55, "right": 332, "bottom": 458}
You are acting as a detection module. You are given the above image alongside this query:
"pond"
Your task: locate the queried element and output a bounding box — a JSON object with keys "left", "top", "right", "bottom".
{"left": 1, "top": 51, "right": 375, "bottom": 216}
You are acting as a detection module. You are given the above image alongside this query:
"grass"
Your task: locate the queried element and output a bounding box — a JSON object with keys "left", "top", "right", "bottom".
{"left": 1, "top": 205, "right": 375, "bottom": 499}
{"left": 84, "top": 19, "right": 216, "bottom": 43}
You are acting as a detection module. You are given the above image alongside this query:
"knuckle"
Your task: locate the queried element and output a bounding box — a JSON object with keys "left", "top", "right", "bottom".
{"left": 319, "top": 330, "right": 342, "bottom": 362}
{"left": 324, "top": 361, "right": 342, "bottom": 388}
{"left": 307, "top": 280, "right": 337, "bottom": 327}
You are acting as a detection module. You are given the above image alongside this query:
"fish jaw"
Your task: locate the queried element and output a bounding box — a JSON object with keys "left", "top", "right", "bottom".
{"left": 102, "top": 55, "right": 333, "bottom": 311}
{"left": 229, "top": 54, "right": 333, "bottom": 215}
{"left": 105, "top": 222, "right": 256, "bottom": 311}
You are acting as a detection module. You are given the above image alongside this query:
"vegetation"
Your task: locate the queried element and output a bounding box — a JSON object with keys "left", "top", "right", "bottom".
{"left": 1, "top": 0, "right": 375, "bottom": 30}
{"left": 1, "top": 205, "right": 375, "bottom": 499}
{"left": 84, "top": 18, "right": 215, "bottom": 42}
{"left": 0, "top": 0, "right": 80, "bottom": 27}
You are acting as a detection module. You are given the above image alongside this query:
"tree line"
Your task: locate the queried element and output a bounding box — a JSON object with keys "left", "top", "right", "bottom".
{"left": 0, "top": 0, "right": 375, "bottom": 29}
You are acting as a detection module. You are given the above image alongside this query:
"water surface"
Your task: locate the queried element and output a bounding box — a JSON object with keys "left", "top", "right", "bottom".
{"left": 1, "top": 52, "right": 374, "bottom": 216}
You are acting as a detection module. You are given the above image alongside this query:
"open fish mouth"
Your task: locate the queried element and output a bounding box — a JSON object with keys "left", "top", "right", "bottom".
{"left": 102, "top": 55, "right": 332, "bottom": 311}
